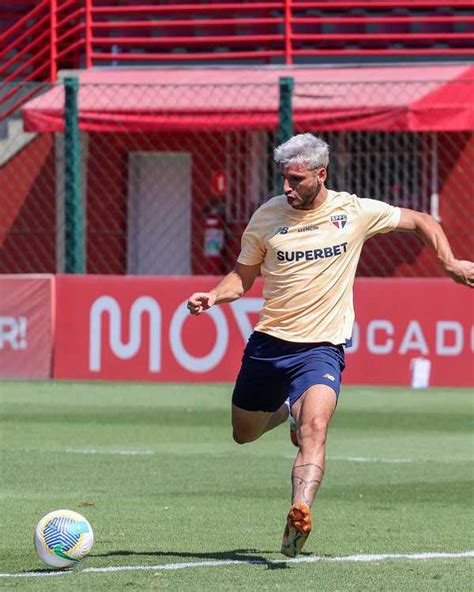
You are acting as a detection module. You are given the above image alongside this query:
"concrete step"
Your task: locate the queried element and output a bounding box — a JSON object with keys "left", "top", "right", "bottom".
{"left": 0, "top": 116, "right": 37, "bottom": 166}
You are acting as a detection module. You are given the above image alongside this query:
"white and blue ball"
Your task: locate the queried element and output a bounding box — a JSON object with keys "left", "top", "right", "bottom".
{"left": 34, "top": 509, "right": 94, "bottom": 568}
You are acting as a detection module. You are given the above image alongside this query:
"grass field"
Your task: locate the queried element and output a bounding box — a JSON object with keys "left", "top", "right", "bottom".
{"left": 0, "top": 381, "right": 472, "bottom": 591}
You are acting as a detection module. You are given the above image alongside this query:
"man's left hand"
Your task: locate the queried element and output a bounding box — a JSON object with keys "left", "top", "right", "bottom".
{"left": 445, "top": 259, "right": 474, "bottom": 287}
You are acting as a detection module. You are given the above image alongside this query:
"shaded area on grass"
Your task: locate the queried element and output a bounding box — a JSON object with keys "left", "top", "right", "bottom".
{"left": 91, "top": 548, "right": 294, "bottom": 571}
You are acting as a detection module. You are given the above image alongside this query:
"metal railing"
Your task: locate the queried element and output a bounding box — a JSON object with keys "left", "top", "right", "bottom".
{"left": 0, "top": 0, "right": 85, "bottom": 121}
{"left": 87, "top": 1, "right": 474, "bottom": 65}
{"left": 1, "top": 0, "right": 473, "bottom": 118}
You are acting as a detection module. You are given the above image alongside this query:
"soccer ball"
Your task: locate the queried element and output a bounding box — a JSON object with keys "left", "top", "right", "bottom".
{"left": 34, "top": 509, "right": 94, "bottom": 568}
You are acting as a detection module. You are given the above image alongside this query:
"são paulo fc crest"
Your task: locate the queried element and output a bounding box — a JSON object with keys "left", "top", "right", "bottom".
{"left": 331, "top": 214, "right": 348, "bottom": 229}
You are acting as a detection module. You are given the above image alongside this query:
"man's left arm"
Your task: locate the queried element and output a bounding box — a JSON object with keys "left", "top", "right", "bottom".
{"left": 397, "top": 208, "right": 474, "bottom": 287}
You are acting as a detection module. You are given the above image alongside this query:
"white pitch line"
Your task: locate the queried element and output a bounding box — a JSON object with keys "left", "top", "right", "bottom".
{"left": 329, "top": 456, "right": 412, "bottom": 464}
{"left": 0, "top": 448, "right": 155, "bottom": 456}
{"left": 1, "top": 551, "right": 472, "bottom": 579}
{"left": 65, "top": 449, "right": 154, "bottom": 456}
{"left": 283, "top": 455, "right": 412, "bottom": 463}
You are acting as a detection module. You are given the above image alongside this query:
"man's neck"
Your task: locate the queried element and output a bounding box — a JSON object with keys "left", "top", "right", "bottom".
{"left": 307, "top": 185, "right": 328, "bottom": 211}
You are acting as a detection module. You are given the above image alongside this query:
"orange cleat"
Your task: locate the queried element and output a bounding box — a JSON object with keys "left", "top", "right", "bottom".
{"left": 281, "top": 503, "right": 312, "bottom": 557}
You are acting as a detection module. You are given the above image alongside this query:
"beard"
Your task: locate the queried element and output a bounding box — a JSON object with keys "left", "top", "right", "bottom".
{"left": 290, "top": 181, "right": 322, "bottom": 210}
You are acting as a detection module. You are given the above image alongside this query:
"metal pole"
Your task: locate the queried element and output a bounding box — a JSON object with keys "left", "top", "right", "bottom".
{"left": 277, "top": 76, "right": 295, "bottom": 192}
{"left": 283, "top": 0, "right": 293, "bottom": 65}
{"left": 50, "top": 0, "right": 57, "bottom": 81}
{"left": 64, "top": 77, "right": 85, "bottom": 273}
{"left": 85, "top": 0, "right": 92, "bottom": 68}
{"left": 430, "top": 132, "right": 440, "bottom": 222}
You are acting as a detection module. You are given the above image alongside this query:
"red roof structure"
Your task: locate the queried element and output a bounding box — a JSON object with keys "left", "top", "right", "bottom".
{"left": 23, "top": 63, "right": 474, "bottom": 132}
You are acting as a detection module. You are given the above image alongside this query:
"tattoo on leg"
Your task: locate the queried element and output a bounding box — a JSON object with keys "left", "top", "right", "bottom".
{"left": 291, "top": 463, "right": 325, "bottom": 506}
{"left": 293, "top": 463, "right": 324, "bottom": 473}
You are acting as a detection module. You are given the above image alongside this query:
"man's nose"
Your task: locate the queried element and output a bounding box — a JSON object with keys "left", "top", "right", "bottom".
{"left": 283, "top": 178, "right": 290, "bottom": 193}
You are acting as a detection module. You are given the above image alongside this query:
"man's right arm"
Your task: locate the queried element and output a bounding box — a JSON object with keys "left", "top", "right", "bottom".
{"left": 187, "top": 262, "right": 261, "bottom": 315}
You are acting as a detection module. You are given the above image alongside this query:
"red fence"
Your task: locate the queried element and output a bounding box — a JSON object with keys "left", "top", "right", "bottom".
{"left": 0, "top": 0, "right": 85, "bottom": 120}
{"left": 1, "top": 274, "right": 472, "bottom": 386}
{"left": 2, "top": 0, "right": 474, "bottom": 119}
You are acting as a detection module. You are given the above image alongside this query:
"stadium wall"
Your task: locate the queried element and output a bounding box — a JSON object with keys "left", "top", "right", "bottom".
{"left": 0, "top": 135, "right": 56, "bottom": 273}
{"left": 83, "top": 131, "right": 471, "bottom": 277}
{"left": 439, "top": 133, "right": 474, "bottom": 262}
{"left": 0, "top": 275, "right": 472, "bottom": 387}
{"left": 85, "top": 131, "right": 234, "bottom": 275}
{"left": 358, "top": 134, "right": 474, "bottom": 277}
{"left": 2, "top": 130, "right": 471, "bottom": 276}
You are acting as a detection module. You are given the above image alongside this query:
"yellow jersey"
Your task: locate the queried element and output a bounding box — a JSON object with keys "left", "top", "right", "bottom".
{"left": 237, "top": 190, "right": 401, "bottom": 345}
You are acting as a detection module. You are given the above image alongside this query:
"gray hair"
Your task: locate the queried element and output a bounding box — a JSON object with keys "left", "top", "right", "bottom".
{"left": 274, "top": 133, "right": 329, "bottom": 169}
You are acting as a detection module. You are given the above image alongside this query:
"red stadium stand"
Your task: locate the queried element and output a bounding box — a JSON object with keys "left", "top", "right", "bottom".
{"left": 2, "top": 0, "right": 473, "bottom": 120}
{"left": 1, "top": 1, "right": 473, "bottom": 76}
{"left": 0, "top": 1, "right": 38, "bottom": 38}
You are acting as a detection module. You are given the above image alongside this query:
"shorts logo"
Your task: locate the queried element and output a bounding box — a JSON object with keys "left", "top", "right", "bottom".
{"left": 275, "top": 226, "right": 289, "bottom": 235}
{"left": 324, "top": 373, "right": 335, "bottom": 381}
{"left": 331, "top": 214, "right": 347, "bottom": 229}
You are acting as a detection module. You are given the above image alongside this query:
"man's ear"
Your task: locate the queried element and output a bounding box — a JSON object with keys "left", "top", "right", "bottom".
{"left": 317, "top": 168, "right": 327, "bottom": 183}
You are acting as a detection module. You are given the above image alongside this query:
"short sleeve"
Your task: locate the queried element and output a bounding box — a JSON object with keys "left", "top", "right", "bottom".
{"left": 359, "top": 198, "right": 401, "bottom": 239}
{"left": 237, "top": 214, "right": 266, "bottom": 266}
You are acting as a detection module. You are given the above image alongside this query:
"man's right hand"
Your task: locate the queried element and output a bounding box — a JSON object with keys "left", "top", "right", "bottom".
{"left": 187, "top": 291, "right": 217, "bottom": 315}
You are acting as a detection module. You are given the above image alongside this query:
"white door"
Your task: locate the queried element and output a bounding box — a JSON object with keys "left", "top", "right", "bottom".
{"left": 128, "top": 152, "right": 192, "bottom": 274}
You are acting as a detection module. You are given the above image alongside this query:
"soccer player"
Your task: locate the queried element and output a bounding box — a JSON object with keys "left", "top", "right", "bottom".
{"left": 186, "top": 133, "right": 474, "bottom": 558}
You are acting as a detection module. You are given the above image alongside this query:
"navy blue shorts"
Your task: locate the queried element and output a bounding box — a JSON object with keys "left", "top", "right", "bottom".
{"left": 232, "top": 331, "right": 345, "bottom": 413}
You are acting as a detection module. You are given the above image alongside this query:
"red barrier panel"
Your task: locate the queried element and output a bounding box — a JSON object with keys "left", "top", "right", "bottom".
{"left": 54, "top": 275, "right": 473, "bottom": 387}
{"left": 346, "top": 278, "right": 473, "bottom": 387}
{"left": 54, "top": 275, "right": 260, "bottom": 382}
{"left": 0, "top": 274, "right": 54, "bottom": 379}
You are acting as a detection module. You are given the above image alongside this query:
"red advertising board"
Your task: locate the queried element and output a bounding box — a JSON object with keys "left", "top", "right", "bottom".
{"left": 54, "top": 275, "right": 261, "bottom": 382}
{"left": 0, "top": 275, "right": 54, "bottom": 379}
{"left": 54, "top": 275, "right": 473, "bottom": 387}
{"left": 345, "top": 278, "right": 473, "bottom": 386}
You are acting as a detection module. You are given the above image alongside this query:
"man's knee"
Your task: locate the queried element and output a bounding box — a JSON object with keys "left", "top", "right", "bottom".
{"left": 232, "top": 427, "right": 257, "bottom": 445}
{"left": 298, "top": 417, "right": 329, "bottom": 447}
{"left": 231, "top": 405, "right": 267, "bottom": 444}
